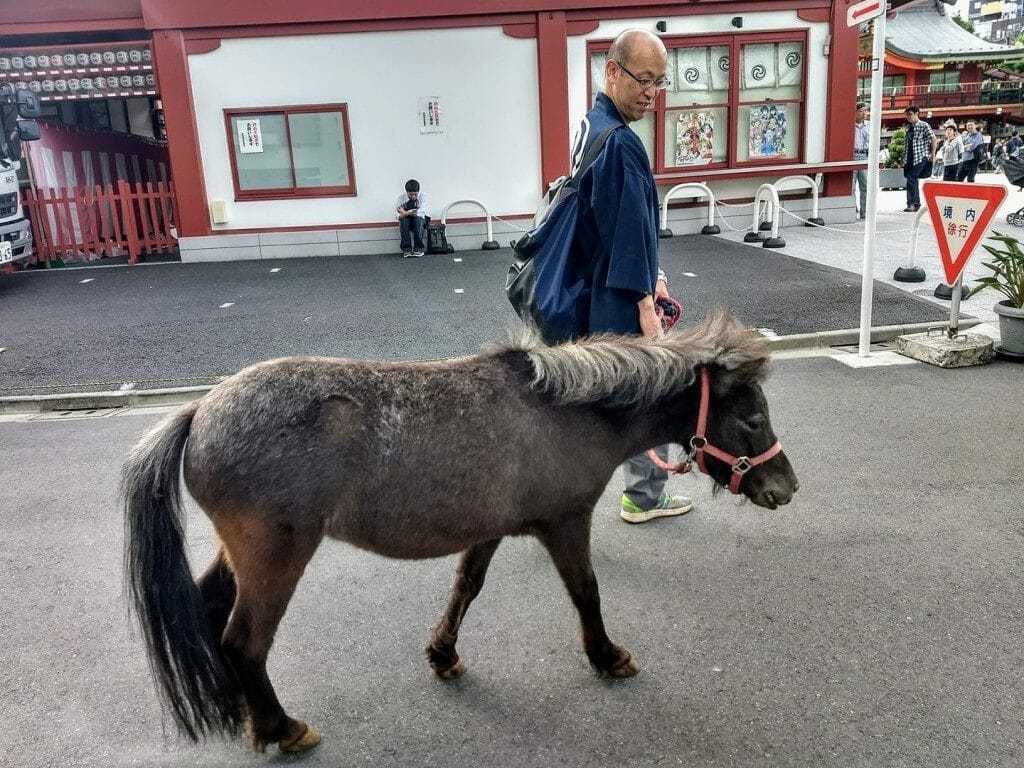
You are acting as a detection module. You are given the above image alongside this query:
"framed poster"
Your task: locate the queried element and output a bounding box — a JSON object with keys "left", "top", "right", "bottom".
{"left": 675, "top": 111, "right": 715, "bottom": 166}
{"left": 748, "top": 104, "right": 787, "bottom": 159}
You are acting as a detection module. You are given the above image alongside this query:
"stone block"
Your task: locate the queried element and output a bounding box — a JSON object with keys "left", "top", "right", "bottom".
{"left": 895, "top": 331, "right": 995, "bottom": 368}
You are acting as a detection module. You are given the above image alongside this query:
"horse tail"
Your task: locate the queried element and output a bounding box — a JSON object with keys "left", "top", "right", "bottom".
{"left": 121, "top": 400, "right": 242, "bottom": 741}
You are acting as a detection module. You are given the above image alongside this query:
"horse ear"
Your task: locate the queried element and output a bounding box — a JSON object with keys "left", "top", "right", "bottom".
{"left": 710, "top": 356, "right": 767, "bottom": 393}
{"left": 732, "top": 356, "right": 770, "bottom": 383}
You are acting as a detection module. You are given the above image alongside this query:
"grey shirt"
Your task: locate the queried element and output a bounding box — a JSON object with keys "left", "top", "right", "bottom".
{"left": 941, "top": 136, "right": 964, "bottom": 166}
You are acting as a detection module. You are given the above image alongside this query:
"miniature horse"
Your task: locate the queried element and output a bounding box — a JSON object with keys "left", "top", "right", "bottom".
{"left": 122, "top": 313, "right": 798, "bottom": 754}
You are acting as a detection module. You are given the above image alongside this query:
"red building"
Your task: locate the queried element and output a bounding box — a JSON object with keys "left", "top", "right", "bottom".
{"left": 858, "top": 0, "right": 1024, "bottom": 134}
{"left": 2, "top": 0, "right": 885, "bottom": 261}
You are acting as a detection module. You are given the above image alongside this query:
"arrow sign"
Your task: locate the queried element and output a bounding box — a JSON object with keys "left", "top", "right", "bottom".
{"left": 847, "top": 0, "right": 884, "bottom": 27}
{"left": 921, "top": 181, "right": 1007, "bottom": 286}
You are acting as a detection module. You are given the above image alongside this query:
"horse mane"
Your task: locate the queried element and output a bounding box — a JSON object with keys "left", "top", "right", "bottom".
{"left": 489, "top": 312, "right": 771, "bottom": 407}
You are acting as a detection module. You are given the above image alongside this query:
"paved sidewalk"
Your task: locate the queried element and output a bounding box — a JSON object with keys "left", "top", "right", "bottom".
{"left": 719, "top": 170, "right": 1022, "bottom": 328}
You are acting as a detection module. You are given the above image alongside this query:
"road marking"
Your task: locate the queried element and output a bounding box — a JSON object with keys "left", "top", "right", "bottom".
{"left": 454, "top": 288, "right": 465, "bottom": 294}
{"left": 831, "top": 350, "right": 918, "bottom": 368}
{"left": 453, "top": 258, "right": 463, "bottom": 263}
{"left": 683, "top": 272, "right": 697, "bottom": 277}
{"left": 220, "top": 302, "right": 234, "bottom": 308}
{"left": 79, "top": 278, "right": 94, "bottom": 283}
{"left": 270, "top": 267, "right": 281, "bottom": 273}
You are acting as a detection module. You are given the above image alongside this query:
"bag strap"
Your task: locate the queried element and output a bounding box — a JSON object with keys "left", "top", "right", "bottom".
{"left": 566, "top": 124, "right": 622, "bottom": 190}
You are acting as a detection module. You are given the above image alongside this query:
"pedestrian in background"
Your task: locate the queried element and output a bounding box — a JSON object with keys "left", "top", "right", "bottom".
{"left": 396, "top": 179, "right": 428, "bottom": 258}
{"left": 993, "top": 138, "right": 1007, "bottom": 174}
{"left": 548, "top": 28, "right": 695, "bottom": 524}
{"left": 1007, "top": 131, "right": 1021, "bottom": 158}
{"left": 940, "top": 125, "right": 963, "bottom": 181}
{"left": 853, "top": 102, "right": 870, "bottom": 220}
{"left": 957, "top": 121, "right": 983, "bottom": 183}
{"left": 902, "top": 106, "right": 936, "bottom": 213}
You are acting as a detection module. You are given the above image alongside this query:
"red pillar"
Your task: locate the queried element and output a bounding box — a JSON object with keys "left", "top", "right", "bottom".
{"left": 150, "top": 29, "right": 211, "bottom": 237}
{"left": 823, "top": 7, "right": 862, "bottom": 196}
{"left": 536, "top": 11, "right": 571, "bottom": 190}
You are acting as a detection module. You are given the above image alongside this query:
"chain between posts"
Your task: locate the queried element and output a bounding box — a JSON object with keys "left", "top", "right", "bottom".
{"left": 489, "top": 205, "right": 918, "bottom": 239}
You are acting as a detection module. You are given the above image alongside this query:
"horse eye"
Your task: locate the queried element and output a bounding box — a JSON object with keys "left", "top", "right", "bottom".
{"left": 744, "top": 414, "right": 766, "bottom": 431}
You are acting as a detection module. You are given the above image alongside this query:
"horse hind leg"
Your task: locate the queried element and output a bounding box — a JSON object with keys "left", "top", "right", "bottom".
{"left": 197, "top": 547, "right": 236, "bottom": 641}
{"left": 215, "top": 515, "right": 324, "bottom": 753}
{"left": 427, "top": 538, "right": 502, "bottom": 679}
{"left": 536, "top": 514, "right": 639, "bottom": 678}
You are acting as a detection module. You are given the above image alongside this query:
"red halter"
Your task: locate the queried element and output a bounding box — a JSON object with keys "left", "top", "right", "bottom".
{"left": 647, "top": 367, "right": 783, "bottom": 494}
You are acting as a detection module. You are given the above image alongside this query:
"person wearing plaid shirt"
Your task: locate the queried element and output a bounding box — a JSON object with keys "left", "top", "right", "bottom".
{"left": 902, "top": 105, "right": 936, "bottom": 212}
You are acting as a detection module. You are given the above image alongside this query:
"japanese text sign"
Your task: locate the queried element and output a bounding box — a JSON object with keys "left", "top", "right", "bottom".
{"left": 237, "top": 118, "right": 263, "bottom": 154}
{"left": 922, "top": 181, "right": 1007, "bottom": 286}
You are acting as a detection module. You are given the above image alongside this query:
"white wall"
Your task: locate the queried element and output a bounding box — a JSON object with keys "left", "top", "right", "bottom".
{"left": 188, "top": 27, "right": 541, "bottom": 231}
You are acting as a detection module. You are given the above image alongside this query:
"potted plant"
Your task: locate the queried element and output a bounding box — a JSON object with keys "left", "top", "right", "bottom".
{"left": 880, "top": 128, "right": 907, "bottom": 190}
{"left": 966, "top": 231, "right": 1024, "bottom": 357}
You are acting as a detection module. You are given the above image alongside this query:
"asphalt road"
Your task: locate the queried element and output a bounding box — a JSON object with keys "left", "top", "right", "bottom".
{"left": 2, "top": 355, "right": 1021, "bottom": 767}
{"left": 0, "top": 235, "right": 954, "bottom": 396}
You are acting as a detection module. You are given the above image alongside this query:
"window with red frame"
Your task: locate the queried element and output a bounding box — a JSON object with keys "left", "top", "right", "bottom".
{"left": 225, "top": 105, "right": 356, "bottom": 199}
{"left": 588, "top": 32, "right": 807, "bottom": 172}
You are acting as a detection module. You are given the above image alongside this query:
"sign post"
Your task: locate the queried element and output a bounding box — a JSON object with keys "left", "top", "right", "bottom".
{"left": 856, "top": 2, "right": 887, "bottom": 357}
{"left": 920, "top": 180, "right": 1007, "bottom": 336}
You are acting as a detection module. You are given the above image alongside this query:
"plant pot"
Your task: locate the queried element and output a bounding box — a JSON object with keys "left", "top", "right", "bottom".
{"left": 879, "top": 167, "right": 906, "bottom": 191}
{"left": 994, "top": 300, "right": 1024, "bottom": 356}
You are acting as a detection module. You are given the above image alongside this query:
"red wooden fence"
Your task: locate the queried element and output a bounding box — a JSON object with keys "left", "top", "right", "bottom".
{"left": 24, "top": 179, "right": 177, "bottom": 267}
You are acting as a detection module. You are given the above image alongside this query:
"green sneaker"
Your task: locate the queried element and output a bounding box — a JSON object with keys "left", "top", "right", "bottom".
{"left": 620, "top": 493, "right": 694, "bottom": 524}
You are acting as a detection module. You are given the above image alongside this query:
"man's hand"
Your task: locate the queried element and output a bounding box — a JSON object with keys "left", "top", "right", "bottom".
{"left": 654, "top": 278, "right": 669, "bottom": 301}
{"left": 638, "top": 295, "right": 662, "bottom": 339}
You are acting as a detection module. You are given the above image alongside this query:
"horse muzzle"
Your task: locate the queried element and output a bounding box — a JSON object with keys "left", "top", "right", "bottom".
{"left": 744, "top": 451, "right": 799, "bottom": 509}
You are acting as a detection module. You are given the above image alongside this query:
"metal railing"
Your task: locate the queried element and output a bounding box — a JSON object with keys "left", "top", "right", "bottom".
{"left": 856, "top": 80, "right": 1024, "bottom": 111}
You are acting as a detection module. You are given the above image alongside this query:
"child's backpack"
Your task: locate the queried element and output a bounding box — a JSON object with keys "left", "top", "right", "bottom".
{"left": 425, "top": 217, "right": 453, "bottom": 254}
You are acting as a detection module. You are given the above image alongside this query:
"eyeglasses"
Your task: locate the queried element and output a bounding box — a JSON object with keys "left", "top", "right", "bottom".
{"left": 614, "top": 60, "right": 672, "bottom": 91}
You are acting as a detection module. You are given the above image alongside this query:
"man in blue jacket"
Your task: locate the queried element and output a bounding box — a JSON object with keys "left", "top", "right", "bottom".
{"left": 570, "top": 28, "right": 694, "bottom": 524}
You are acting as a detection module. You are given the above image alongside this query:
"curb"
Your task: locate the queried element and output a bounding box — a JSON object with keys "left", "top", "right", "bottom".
{"left": 1, "top": 385, "right": 213, "bottom": 415}
{"left": 766, "top": 318, "right": 982, "bottom": 351}
{"left": 0, "top": 318, "right": 986, "bottom": 415}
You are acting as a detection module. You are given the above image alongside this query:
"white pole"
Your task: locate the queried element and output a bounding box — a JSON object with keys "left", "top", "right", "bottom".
{"left": 858, "top": 6, "right": 887, "bottom": 356}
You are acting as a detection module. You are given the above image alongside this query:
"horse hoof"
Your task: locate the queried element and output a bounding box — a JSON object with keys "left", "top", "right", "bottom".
{"left": 435, "top": 658, "right": 467, "bottom": 680}
{"left": 607, "top": 654, "right": 640, "bottom": 678}
{"left": 279, "top": 723, "right": 322, "bottom": 753}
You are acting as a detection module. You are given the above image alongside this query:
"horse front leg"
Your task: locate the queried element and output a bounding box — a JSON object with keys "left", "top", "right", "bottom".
{"left": 427, "top": 538, "right": 502, "bottom": 679}
{"left": 537, "top": 514, "right": 640, "bottom": 678}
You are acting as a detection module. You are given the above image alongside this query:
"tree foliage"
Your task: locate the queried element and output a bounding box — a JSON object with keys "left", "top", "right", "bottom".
{"left": 885, "top": 127, "right": 906, "bottom": 169}
{"left": 952, "top": 14, "right": 976, "bottom": 34}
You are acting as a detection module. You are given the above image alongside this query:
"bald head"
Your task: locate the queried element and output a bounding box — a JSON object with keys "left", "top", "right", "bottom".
{"left": 604, "top": 29, "right": 669, "bottom": 123}
{"left": 608, "top": 29, "right": 667, "bottom": 68}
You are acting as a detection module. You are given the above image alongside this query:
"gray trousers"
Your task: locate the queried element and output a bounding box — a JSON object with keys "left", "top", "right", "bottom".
{"left": 853, "top": 167, "right": 868, "bottom": 215}
{"left": 622, "top": 445, "right": 669, "bottom": 508}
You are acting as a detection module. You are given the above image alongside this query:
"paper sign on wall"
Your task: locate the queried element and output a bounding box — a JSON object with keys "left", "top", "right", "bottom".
{"left": 418, "top": 98, "right": 444, "bottom": 134}
{"left": 238, "top": 119, "right": 264, "bottom": 153}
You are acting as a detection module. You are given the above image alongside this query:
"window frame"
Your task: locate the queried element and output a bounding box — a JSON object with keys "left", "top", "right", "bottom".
{"left": 224, "top": 103, "right": 357, "bottom": 201}
{"left": 928, "top": 71, "right": 960, "bottom": 93}
{"left": 586, "top": 29, "right": 809, "bottom": 173}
